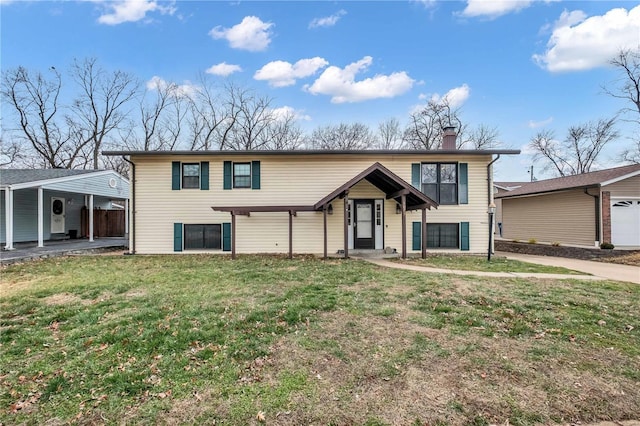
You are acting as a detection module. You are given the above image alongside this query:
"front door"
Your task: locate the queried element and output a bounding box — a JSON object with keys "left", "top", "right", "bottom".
{"left": 354, "top": 200, "right": 374, "bottom": 249}
{"left": 51, "top": 197, "right": 65, "bottom": 234}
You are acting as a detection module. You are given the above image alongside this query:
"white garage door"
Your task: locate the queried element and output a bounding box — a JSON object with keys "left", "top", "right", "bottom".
{"left": 611, "top": 200, "right": 640, "bottom": 246}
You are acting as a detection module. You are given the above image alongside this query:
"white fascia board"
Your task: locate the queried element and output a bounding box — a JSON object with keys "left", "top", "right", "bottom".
{"left": 601, "top": 169, "right": 640, "bottom": 187}
{"left": 8, "top": 170, "right": 122, "bottom": 191}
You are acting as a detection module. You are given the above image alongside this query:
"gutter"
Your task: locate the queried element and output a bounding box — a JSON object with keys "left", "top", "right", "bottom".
{"left": 487, "top": 154, "right": 501, "bottom": 207}
{"left": 584, "top": 186, "right": 601, "bottom": 245}
{"left": 122, "top": 156, "right": 136, "bottom": 254}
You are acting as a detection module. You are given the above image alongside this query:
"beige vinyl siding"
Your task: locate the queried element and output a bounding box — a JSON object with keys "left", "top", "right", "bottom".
{"left": 501, "top": 189, "right": 596, "bottom": 246}
{"left": 603, "top": 175, "right": 640, "bottom": 197}
{"left": 132, "top": 154, "right": 492, "bottom": 254}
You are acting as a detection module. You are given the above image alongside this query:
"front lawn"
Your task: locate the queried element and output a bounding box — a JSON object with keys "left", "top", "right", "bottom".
{"left": 395, "top": 254, "right": 584, "bottom": 274}
{"left": 1, "top": 255, "right": 638, "bottom": 425}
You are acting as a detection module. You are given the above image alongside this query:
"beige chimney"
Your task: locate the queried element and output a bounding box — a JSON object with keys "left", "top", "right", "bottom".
{"left": 442, "top": 126, "right": 457, "bottom": 150}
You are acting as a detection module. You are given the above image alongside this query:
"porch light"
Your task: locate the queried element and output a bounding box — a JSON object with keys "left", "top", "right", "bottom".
{"left": 396, "top": 203, "right": 402, "bottom": 214}
{"left": 327, "top": 204, "right": 334, "bottom": 215}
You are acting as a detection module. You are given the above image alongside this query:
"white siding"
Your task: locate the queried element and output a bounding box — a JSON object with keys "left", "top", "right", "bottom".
{"left": 132, "top": 154, "right": 493, "bottom": 254}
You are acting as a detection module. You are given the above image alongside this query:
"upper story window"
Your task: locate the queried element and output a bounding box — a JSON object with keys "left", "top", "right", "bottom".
{"left": 421, "top": 163, "right": 457, "bottom": 205}
{"left": 233, "top": 163, "right": 251, "bottom": 188}
{"left": 182, "top": 163, "right": 200, "bottom": 189}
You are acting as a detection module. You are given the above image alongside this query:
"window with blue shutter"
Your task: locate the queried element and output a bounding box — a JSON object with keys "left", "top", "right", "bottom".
{"left": 222, "top": 222, "right": 231, "bottom": 251}
{"left": 200, "top": 162, "right": 209, "bottom": 190}
{"left": 411, "top": 163, "right": 421, "bottom": 189}
{"left": 459, "top": 163, "right": 468, "bottom": 204}
{"left": 173, "top": 223, "right": 183, "bottom": 252}
{"left": 412, "top": 222, "right": 422, "bottom": 251}
{"left": 172, "top": 162, "right": 180, "bottom": 190}
{"left": 223, "top": 161, "right": 232, "bottom": 190}
{"left": 460, "top": 222, "right": 470, "bottom": 251}
{"left": 251, "top": 161, "right": 261, "bottom": 189}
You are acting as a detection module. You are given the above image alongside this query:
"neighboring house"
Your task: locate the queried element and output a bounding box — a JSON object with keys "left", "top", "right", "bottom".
{"left": 104, "top": 132, "right": 519, "bottom": 258}
{"left": 493, "top": 181, "right": 529, "bottom": 237}
{"left": 1, "top": 169, "right": 129, "bottom": 249}
{"left": 495, "top": 164, "right": 640, "bottom": 248}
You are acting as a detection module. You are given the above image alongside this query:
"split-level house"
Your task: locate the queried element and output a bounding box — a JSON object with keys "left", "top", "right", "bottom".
{"left": 104, "top": 130, "right": 519, "bottom": 258}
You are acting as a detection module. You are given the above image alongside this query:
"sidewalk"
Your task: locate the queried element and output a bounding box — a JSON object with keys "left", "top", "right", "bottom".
{"left": 359, "top": 254, "right": 639, "bottom": 284}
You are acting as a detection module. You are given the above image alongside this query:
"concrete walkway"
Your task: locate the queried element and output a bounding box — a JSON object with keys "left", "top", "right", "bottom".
{"left": 360, "top": 253, "right": 640, "bottom": 284}
{"left": 1, "top": 238, "right": 128, "bottom": 265}
{"left": 497, "top": 251, "right": 640, "bottom": 284}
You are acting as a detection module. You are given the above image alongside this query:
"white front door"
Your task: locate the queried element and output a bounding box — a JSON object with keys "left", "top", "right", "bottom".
{"left": 51, "top": 197, "right": 65, "bottom": 234}
{"left": 611, "top": 199, "right": 640, "bottom": 246}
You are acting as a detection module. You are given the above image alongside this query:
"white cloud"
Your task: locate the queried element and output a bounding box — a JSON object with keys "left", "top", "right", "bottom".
{"left": 97, "top": 0, "right": 176, "bottom": 25}
{"left": 209, "top": 16, "right": 273, "bottom": 52}
{"left": 460, "top": 0, "right": 533, "bottom": 19}
{"left": 528, "top": 117, "right": 554, "bottom": 128}
{"left": 306, "top": 56, "right": 414, "bottom": 103}
{"left": 309, "top": 10, "right": 346, "bottom": 29}
{"left": 146, "top": 76, "right": 197, "bottom": 98}
{"left": 533, "top": 5, "right": 640, "bottom": 72}
{"left": 430, "top": 84, "right": 471, "bottom": 109}
{"left": 205, "top": 62, "right": 242, "bottom": 77}
{"left": 254, "top": 57, "right": 328, "bottom": 87}
{"left": 271, "top": 106, "right": 311, "bottom": 122}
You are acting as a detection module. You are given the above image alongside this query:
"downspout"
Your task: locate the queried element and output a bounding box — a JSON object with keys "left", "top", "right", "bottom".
{"left": 486, "top": 155, "right": 500, "bottom": 256}
{"left": 123, "top": 156, "right": 136, "bottom": 254}
{"left": 584, "top": 187, "right": 600, "bottom": 246}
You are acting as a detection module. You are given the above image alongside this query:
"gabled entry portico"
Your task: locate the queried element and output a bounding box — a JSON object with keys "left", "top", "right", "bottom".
{"left": 315, "top": 162, "right": 438, "bottom": 259}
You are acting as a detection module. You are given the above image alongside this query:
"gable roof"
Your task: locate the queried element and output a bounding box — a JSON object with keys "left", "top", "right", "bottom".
{"left": 495, "top": 164, "right": 640, "bottom": 199}
{"left": 1, "top": 169, "right": 97, "bottom": 186}
{"left": 314, "top": 162, "right": 437, "bottom": 211}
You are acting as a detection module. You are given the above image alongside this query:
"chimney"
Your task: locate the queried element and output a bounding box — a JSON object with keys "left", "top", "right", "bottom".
{"left": 442, "top": 126, "right": 457, "bottom": 150}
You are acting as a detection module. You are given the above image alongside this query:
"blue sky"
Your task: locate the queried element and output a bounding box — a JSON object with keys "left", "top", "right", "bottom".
{"left": 2, "top": 0, "right": 639, "bottom": 181}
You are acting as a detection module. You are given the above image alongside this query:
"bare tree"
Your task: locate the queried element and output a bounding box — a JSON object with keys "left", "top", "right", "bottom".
{"left": 1, "top": 66, "right": 85, "bottom": 168}
{"left": 69, "top": 58, "right": 139, "bottom": 168}
{"left": 603, "top": 48, "right": 640, "bottom": 164}
{"left": 259, "top": 109, "right": 304, "bottom": 150}
{"left": 402, "top": 98, "right": 464, "bottom": 149}
{"left": 461, "top": 124, "right": 500, "bottom": 149}
{"left": 529, "top": 118, "right": 619, "bottom": 176}
{"left": 309, "top": 122, "right": 376, "bottom": 150}
{"left": 377, "top": 117, "right": 404, "bottom": 149}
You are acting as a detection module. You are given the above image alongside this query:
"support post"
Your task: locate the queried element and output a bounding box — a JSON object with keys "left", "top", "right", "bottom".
{"left": 343, "top": 192, "right": 349, "bottom": 259}
{"left": 421, "top": 207, "right": 426, "bottom": 259}
{"left": 488, "top": 211, "right": 494, "bottom": 261}
{"left": 4, "top": 188, "right": 14, "bottom": 250}
{"left": 323, "top": 206, "right": 328, "bottom": 259}
{"left": 288, "top": 210, "right": 293, "bottom": 260}
{"left": 38, "top": 187, "right": 44, "bottom": 247}
{"left": 89, "top": 194, "right": 94, "bottom": 242}
{"left": 231, "top": 212, "right": 236, "bottom": 260}
{"left": 401, "top": 194, "right": 406, "bottom": 259}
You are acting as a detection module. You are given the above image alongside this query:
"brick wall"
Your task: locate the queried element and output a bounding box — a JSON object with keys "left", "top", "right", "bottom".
{"left": 602, "top": 191, "right": 611, "bottom": 243}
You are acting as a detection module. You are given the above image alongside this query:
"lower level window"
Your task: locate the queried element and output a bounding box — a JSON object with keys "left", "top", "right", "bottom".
{"left": 184, "top": 224, "right": 221, "bottom": 250}
{"left": 426, "top": 223, "right": 459, "bottom": 248}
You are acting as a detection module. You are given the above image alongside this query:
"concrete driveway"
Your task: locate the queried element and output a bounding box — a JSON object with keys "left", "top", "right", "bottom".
{"left": 497, "top": 251, "right": 640, "bottom": 284}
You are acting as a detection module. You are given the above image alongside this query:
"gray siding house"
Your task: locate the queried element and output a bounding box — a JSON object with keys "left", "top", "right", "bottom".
{"left": 1, "top": 169, "right": 129, "bottom": 249}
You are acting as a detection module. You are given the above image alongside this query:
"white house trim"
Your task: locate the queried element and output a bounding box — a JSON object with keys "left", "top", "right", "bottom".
{"left": 0, "top": 170, "right": 128, "bottom": 192}
{"left": 4, "top": 188, "right": 14, "bottom": 250}
{"left": 601, "top": 170, "right": 640, "bottom": 187}
{"left": 38, "top": 187, "right": 44, "bottom": 248}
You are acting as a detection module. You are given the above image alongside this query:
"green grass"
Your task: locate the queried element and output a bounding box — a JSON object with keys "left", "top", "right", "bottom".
{"left": 1, "top": 254, "right": 639, "bottom": 425}
{"left": 395, "top": 254, "right": 584, "bottom": 274}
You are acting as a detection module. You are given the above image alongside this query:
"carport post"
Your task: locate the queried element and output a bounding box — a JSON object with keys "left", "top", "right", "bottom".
{"left": 4, "top": 187, "right": 14, "bottom": 250}
{"left": 89, "top": 194, "right": 94, "bottom": 242}
{"left": 37, "top": 187, "right": 44, "bottom": 247}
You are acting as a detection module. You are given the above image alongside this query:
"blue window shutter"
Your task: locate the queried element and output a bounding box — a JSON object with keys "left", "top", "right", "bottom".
{"left": 459, "top": 163, "right": 468, "bottom": 204}
{"left": 172, "top": 162, "right": 180, "bottom": 190}
{"left": 460, "top": 222, "right": 470, "bottom": 251}
{"left": 412, "top": 221, "right": 422, "bottom": 251}
{"left": 174, "top": 223, "right": 183, "bottom": 252}
{"left": 251, "top": 161, "right": 261, "bottom": 189}
{"left": 222, "top": 222, "right": 231, "bottom": 251}
{"left": 200, "top": 161, "right": 209, "bottom": 190}
{"left": 411, "top": 163, "right": 421, "bottom": 189}
{"left": 223, "top": 161, "right": 232, "bottom": 190}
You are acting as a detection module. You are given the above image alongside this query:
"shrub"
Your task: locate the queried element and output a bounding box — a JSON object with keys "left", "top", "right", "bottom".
{"left": 600, "top": 242, "right": 615, "bottom": 250}
{"left": 528, "top": 238, "right": 537, "bottom": 244}
{"left": 512, "top": 239, "right": 520, "bottom": 243}
{"left": 551, "top": 241, "right": 561, "bottom": 247}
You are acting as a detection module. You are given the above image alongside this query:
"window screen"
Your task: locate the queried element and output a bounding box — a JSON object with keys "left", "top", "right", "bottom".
{"left": 426, "top": 223, "right": 459, "bottom": 248}
{"left": 182, "top": 163, "right": 200, "bottom": 189}
{"left": 184, "top": 224, "right": 221, "bottom": 250}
